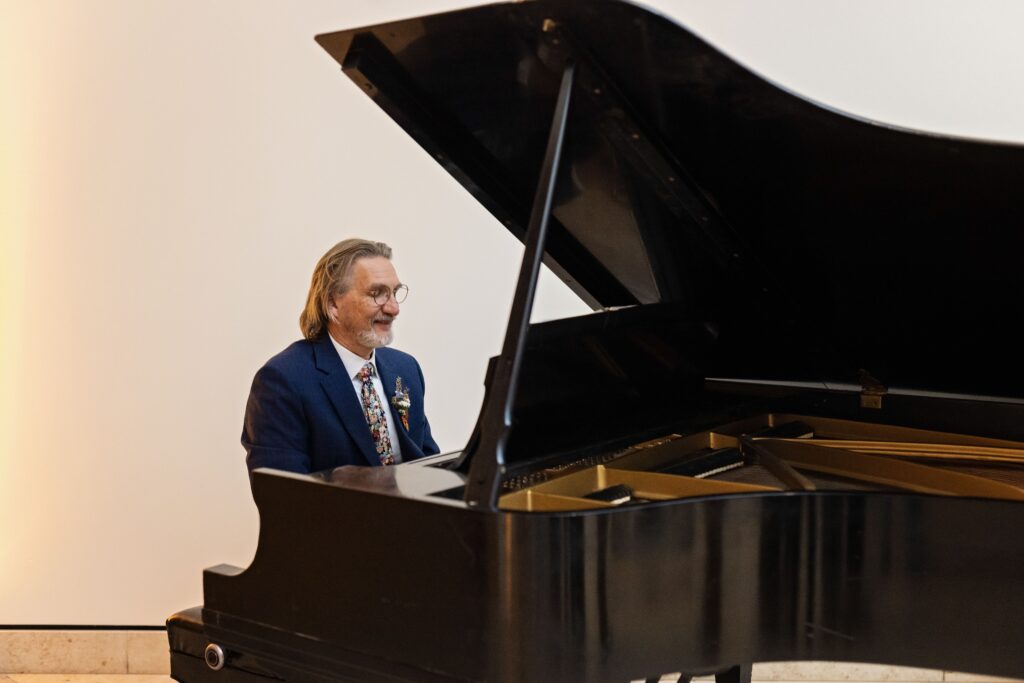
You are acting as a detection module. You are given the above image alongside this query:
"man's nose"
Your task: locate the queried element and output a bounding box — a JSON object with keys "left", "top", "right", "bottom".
{"left": 383, "top": 296, "right": 400, "bottom": 315}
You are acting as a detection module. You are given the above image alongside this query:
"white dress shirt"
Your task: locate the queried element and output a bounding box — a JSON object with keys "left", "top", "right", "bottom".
{"left": 329, "top": 336, "right": 403, "bottom": 463}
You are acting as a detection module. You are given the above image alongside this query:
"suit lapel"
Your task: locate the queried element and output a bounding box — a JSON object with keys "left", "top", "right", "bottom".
{"left": 376, "top": 351, "right": 425, "bottom": 461}
{"left": 314, "top": 335, "right": 381, "bottom": 467}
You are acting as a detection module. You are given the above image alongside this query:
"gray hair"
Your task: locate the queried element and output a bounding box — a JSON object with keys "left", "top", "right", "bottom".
{"left": 299, "top": 238, "right": 392, "bottom": 340}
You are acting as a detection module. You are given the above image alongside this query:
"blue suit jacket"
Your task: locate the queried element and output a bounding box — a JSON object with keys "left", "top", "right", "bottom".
{"left": 242, "top": 335, "right": 440, "bottom": 476}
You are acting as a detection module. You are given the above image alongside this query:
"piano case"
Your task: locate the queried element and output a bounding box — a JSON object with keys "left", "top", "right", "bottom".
{"left": 168, "top": 608, "right": 285, "bottom": 682}
{"left": 169, "top": 1, "right": 1024, "bottom": 681}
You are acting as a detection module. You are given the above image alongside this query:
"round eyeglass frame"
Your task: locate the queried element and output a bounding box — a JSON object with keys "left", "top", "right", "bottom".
{"left": 372, "top": 284, "right": 409, "bottom": 306}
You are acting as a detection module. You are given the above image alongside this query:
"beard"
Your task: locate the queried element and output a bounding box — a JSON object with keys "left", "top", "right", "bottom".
{"left": 357, "top": 315, "right": 395, "bottom": 349}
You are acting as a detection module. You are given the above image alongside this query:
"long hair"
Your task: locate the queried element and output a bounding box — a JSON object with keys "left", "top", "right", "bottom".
{"left": 299, "top": 238, "right": 392, "bottom": 340}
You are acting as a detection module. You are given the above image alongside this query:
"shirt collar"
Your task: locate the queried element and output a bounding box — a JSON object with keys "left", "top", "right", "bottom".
{"left": 328, "top": 334, "right": 377, "bottom": 381}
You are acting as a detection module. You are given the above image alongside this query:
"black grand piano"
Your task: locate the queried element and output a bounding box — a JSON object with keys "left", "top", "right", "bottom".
{"left": 167, "top": 1, "right": 1024, "bottom": 681}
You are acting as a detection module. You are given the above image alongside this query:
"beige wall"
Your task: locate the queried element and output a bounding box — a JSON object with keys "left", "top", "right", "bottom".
{"left": 1, "top": 0, "right": 1023, "bottom": 625}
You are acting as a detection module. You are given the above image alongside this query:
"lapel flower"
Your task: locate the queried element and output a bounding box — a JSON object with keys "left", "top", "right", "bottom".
{"left": 390, "top": 376, "right": 411, "bottom": 431}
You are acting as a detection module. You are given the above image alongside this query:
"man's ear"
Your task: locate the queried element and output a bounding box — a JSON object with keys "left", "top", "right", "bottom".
{"left": 327, "top": 296, "right": 339, "bottom": 323}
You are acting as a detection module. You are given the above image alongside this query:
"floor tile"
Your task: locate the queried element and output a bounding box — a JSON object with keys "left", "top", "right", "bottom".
{"left": 0, "top": 633, "right": 128, "bottom": 674}
{"left": 125, "top": 633, "right": 168, "bottom": 675}
{"left": 5, "top": 677, "right": 174, "bottom": 683}
{"left": 755, "top": 663, "right": 943, "bottom": 681}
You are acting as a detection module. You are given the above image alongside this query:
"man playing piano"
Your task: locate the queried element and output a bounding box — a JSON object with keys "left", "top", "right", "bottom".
{"left": 242, "top": 238, "right": 439, "bottom": 481}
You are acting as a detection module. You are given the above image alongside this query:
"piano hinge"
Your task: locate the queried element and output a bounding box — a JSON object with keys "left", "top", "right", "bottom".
{"left": 859, "top": 369, "right": 887, "bottom": 409}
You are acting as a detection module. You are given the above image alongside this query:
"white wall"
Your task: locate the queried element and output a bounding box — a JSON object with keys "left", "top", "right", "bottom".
{"left": 1, "top": 0, "right": 1023, "bottom": 625}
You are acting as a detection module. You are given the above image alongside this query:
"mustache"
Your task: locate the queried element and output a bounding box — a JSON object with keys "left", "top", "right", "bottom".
{"left": 373, "top": 314, "right": 396, "bottom": 323}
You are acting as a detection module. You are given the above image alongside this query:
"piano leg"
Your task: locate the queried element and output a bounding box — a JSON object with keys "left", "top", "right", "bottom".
{"left": 645, "top": 664, "right": 748, "bottom": 683}
{"left": 716, "top": 663, "right": 752, "bottom": 683}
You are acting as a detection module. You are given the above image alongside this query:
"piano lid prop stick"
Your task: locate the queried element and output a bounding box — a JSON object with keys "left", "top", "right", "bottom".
{"left": 458, "top": 59, "right": 578, "bottom": 509}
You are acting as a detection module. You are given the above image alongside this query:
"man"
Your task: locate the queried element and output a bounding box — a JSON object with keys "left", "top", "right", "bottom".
{"left": 242, "top": 238, "right": 439, "bottom": 477}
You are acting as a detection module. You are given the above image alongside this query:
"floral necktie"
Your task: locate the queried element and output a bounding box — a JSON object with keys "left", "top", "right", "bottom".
{"left": 359, "top": 363, "right": 394, "bottom": 465}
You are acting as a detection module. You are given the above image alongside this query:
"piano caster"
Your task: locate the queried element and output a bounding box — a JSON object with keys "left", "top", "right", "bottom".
{"left": 204, "top": 643, "right": 226, "bottom": 671}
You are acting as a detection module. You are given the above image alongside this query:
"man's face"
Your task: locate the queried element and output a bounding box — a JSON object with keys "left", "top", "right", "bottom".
{"left": 327, "top": 256, "right": 402, "bottom": 358}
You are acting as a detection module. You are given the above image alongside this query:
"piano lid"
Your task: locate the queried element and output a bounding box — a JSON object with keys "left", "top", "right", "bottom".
{"left": 316, "top": 0, "right": 1024, "bottom": 401}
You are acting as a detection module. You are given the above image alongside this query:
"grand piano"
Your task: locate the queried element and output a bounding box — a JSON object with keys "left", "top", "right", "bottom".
{"left": 167, "top": 1, "right": 1024, "bottom": 681}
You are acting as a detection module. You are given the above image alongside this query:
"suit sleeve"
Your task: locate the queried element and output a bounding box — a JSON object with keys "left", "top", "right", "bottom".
{"left": 241, "top": 364, "right": 312, "bottom": 475}
{"left": 416, "top": 360, "right": 441, "bottom": 456}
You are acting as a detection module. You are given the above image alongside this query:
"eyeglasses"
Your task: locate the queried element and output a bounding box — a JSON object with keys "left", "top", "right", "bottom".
{"left": 369, "top": 284, "right": 409, "bottom": 306}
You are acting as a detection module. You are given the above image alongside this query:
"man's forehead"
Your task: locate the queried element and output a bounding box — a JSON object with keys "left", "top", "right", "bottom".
{"left": 353, "top": 256, "right": 399, "bottom": 283}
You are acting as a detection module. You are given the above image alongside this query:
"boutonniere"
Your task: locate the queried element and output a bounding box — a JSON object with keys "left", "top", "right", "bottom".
{"left": 390, "top": 376, "right": 411, "bottom": 431}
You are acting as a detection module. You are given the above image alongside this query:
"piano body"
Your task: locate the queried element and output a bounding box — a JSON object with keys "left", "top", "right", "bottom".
{"left": 168, "top": 1, "right": 1024, "bottom": 681}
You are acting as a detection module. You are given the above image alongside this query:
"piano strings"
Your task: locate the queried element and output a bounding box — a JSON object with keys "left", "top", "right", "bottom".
{"left": 499, "top": 416, "right": 1024, "bottom": 510}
